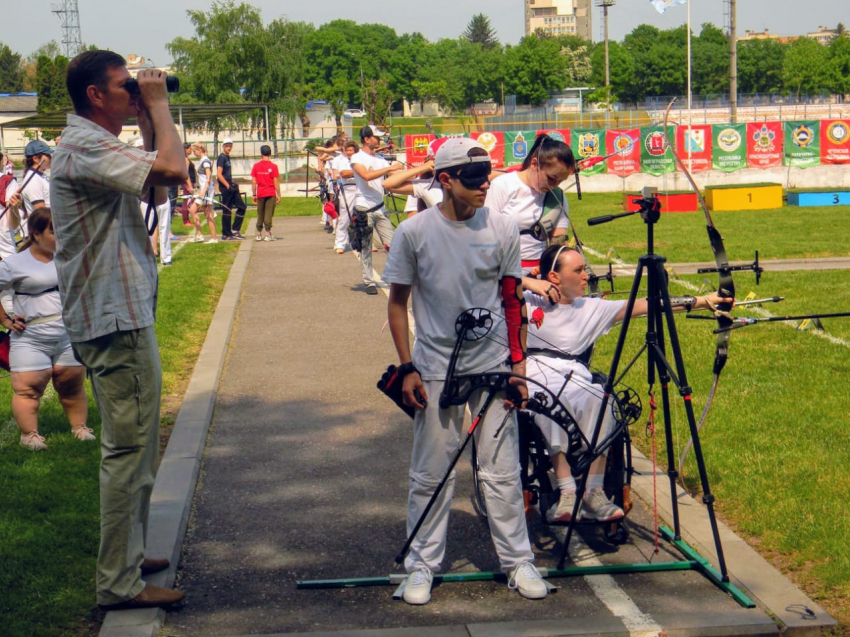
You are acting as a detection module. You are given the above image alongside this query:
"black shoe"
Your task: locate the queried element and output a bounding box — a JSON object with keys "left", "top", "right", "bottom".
{"left": 232, "top": 232, "right": 245, "bottom": 240}
{"left": 365, "top": 286, "right": 378, "bottom": 295}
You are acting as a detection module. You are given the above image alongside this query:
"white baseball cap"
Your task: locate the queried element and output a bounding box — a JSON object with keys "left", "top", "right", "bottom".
{"left": 222, "top": 137, "right": 234, "bottom": 145}
{"left": 433, "top": 137, "right": 491, "bottom": 171}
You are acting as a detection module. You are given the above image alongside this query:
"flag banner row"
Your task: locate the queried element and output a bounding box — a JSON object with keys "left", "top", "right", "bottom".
{"left": 404, "top": 119, "right": 850, "bottom": 175}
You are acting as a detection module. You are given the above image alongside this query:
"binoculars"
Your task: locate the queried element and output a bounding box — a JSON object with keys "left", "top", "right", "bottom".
{"left": 124, "top": 75, "right": 179, "bottom": 95}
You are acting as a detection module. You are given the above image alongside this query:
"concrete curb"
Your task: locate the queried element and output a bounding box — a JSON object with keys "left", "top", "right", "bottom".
{"left": 98, "top": 238, "right": 254, "bottom": 637}
{"left": 628, "top": 447, "right": 836, "bottom": 636}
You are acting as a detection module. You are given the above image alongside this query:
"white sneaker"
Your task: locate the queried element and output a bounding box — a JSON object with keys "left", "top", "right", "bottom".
{"left": 582, "top": 488, "right": 624, "bottom": 522}
{"left": 508, "top": 562, "right": 548, "bottom": 600}
{"left": 548, "top": 490, "right": 579, "bottom": 522}
{"left": 402, "top": 567, "right": 433, "bottom": 605}
{"left": 193, "top": 234, "right": 205, "bottom": 243}
{"left": 205, "top": 238, "right": 219, "bottom": 244}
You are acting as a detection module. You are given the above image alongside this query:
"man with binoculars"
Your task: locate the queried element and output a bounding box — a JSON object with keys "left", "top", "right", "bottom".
{"left": 50, "top": 50, "right": 188, "bottom": 612}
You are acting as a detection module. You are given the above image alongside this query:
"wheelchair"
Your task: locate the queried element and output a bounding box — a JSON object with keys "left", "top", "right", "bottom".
{"left": 471, "top": 364, "right": 641, "bottom": 547}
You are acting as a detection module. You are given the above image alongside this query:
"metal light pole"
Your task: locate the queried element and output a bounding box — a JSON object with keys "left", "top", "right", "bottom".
{"left": 596, "top": 0, "right": 616, "bottom": 89}
{"left": 730, "top": 0, "right": 738, "bottom": 123}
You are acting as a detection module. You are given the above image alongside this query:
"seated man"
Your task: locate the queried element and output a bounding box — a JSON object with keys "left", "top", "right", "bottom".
{"left": 525, "top": 244, "right": 723, "bottom": 523}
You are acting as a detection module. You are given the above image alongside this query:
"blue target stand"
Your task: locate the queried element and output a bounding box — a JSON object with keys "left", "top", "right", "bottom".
{"left": 787, "top": 191, "right": 850, "bottom": 207}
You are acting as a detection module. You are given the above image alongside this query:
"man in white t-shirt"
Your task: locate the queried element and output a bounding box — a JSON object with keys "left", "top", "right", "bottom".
{"left": 349, "top": 125, "right": 403, "bottom": 294}
{"left": 384, "top": 138, "right": 549, "bottom": 606}
{"left": 331, "top": 140, "right": 358, "bottom": 254}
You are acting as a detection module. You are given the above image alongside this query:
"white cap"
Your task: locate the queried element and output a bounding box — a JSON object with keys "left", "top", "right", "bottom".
{"left": 359, "top": 125, "right": 386, "bottom": 139}
{"left": 222, "top": 137, "right": 234, "bottom": 145}
{"left": 433, "top": 137, "right": 491, "bottom": 171}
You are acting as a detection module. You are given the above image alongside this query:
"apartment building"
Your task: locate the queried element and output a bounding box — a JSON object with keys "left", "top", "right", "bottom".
{"left": 524, "top": 0, "right": 592, "bottom": 40}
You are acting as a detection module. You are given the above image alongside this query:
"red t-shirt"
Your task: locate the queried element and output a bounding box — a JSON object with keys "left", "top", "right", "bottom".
{"left": 250, "top": 160, "right": 280, "bottom": 198}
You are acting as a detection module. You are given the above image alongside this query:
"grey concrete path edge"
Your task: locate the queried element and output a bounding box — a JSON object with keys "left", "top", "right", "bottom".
{"left": 99, "top": 238, "right": 254, "bottom": 637}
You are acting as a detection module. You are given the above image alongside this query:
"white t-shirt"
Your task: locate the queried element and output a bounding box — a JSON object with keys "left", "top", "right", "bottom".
{"left": 525, "top": 292, "right": 625, "bottom": 384}
{"left": 331, "top": 155, "right": 356, "bottom": 188}
{"left": 382, "top": 205, "right": 522, "bottom": 380}
{"left": 0, "top": 177, "right": 19, "bottom": 258}
{"left": 350, "top": 150, "right": 389, "bottom": 210}
{"left": 412, "top": 181, "right": 444, "bottom": 208}
{"left": 196, "top": 156, "right": 214, "bottom": 195}
{"left": 0, "top": 249, "right": 63, "bottom": 324}
{"left": 484, "top": 172, "right": 569, "bottom": 262}
{"left": 21, "top": 170, "right": 50, "bottom": 220}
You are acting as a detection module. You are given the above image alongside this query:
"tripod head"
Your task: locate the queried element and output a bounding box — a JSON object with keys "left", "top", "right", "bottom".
{"left": 587, "top": 187, "right": 662, "bottom": 227}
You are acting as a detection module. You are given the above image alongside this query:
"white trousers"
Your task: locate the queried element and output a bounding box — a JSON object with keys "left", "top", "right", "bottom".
{"left": 157, "top": 201, "right": 172, "bottom": 265}
{"left": 334, "top": 190, "right": 354, "bottom": 251}
{"left": 405, "top": 371, "right": 534, "bottom": 574}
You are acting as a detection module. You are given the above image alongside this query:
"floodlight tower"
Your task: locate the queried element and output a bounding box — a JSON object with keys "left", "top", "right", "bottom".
{"left": 52, "top": 0, "right": 84, "bottom": 58}
{"left": 595, "top": 0, "right": 616, "bottom": 88}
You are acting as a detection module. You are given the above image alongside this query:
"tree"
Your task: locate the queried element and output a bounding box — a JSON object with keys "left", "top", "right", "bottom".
{"left": 462, "top": 14, "right": 499, "bottom": 50}
{"left": 737, "top": 39, "right": 786, "bottom": 93}
{"left": 692, "top": 24, "right": 729, "bottom": 95}
{"left": 589, "top": 41, "right": 636, "bottom": 103}
{"left": 168, "top": 2, "right": 313, "bottom": 138}
{"left": 502, "top": 36, "right": 568, "bottom": 106}
{"left": 782, "top": 37, "right": 830, "bottom": 97}
{"left": 34, "top": 55, "right": 71, "bottom": 140}
{"left": 0, "top": 44, "right": 25, "bottom": 92}
{"left": 826, "top": 34, "right": 850, "bottom": 96}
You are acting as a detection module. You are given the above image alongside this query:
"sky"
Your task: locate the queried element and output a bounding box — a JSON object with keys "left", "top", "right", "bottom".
{"left": 2, "top": 0, "right": 847, "bottom": 68}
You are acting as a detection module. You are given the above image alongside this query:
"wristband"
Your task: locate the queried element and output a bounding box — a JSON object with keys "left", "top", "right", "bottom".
{"left": 397, "top": 362, "right": 420, "bottom": 379}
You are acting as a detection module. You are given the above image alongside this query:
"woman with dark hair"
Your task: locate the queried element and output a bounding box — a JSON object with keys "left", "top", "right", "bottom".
{"left": 484, "top": 134, "right": 576, "bottom": 301}
{"left": 525, "top": 245, "right": 722, "bottom": 523}
{"left": 250, "top": 145, "right": 281, "bottom": 241}
{"left": 0, "top": 207, "right": 91, "bottom": 450}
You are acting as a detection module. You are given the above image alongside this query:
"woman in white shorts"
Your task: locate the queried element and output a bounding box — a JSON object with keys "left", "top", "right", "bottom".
{"left": 0, "top": 208, "right": 92, "bottom": 450}
{"left": 191, "top": 143, "right": 218, "bottom": 243}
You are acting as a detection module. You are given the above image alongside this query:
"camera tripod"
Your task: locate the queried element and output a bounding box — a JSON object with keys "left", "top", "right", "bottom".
{"left": 559, "top": 189, "right": 729, "bottom": 577}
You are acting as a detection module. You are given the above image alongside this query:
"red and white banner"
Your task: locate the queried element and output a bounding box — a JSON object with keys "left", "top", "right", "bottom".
{"left": 746, "top": 122, "right": 783, "bottom": 169}
{"left": 470, "top": 131, "right": 505, "bottom": 169}
{"left": 676, "top": 125, "right": 712, "bottom": 173}
{"left": 404, "top": 134, "right": 435, "bottom": 167}
{"left": 605, "top": 129, "right": 640, "bottom": 176}
{"left": 821, "top": 119, "right": 850, "bottom": 164}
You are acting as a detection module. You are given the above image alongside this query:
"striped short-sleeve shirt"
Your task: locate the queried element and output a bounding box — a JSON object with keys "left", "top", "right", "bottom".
{"left": 50, "top": 113, "right": 157, "bottom": 342}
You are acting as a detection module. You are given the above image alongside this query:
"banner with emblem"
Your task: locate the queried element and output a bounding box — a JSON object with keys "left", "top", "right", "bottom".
{"left": 675, "top": 125, "right": 712, "bottom": 172}
{"left": 571, "top": 129, "right": 606, "bottom": 175}
{"left": 640, "top": 126, "right": 676, "bottom": 176}
{"left": 746, "top": 121, "right": 783, "bottom": 169}
{"left": 783, "top": 121, "right": 820, "bottom": 167}
{"left": 605, "top": 129, "right": 640, "bottom": 177}
{"left": 712, "top": 124, "right": 746, "bottom": 172}
{"left": 404, "top": 134, "right": 435, "bottom": 167}
{"left": 469, "top": 131, "right": 505, "bottom": 169}
{"left": 820, "top": 119, "right": 850, "bottom": 164}
{"left": 504, "top": 130, "right": 537, "bottom": 167}
{"left": 536, "top": 129, "right": 571, "bottom": 146}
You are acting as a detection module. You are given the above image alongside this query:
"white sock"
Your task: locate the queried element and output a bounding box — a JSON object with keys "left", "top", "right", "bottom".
{"left": 587, "top": 474, "right": 605, "bottom": 491}
{"left": 557, "top": 477, "right": 576, "bottom": 493}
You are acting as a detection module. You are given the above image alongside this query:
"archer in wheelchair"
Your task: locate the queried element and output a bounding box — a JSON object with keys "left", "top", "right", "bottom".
{"left": 519, "top": 244, "right": 724, "bottom": 531}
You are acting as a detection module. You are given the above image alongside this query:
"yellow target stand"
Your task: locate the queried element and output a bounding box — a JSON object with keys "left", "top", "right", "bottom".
{"left": 704, "top": 183, "right": 783, "bottom": 211}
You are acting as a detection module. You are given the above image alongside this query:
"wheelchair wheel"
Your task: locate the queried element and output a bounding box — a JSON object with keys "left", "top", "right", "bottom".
{"left": 603, "top": 521, "right": 629, "bottom": 545}
{"left": 471, "top": 439, "right": 488, "bottom": 519}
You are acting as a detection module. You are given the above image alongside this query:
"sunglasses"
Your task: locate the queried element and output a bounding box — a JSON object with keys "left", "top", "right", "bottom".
{"left": 452, "top": 162, "right": 492, "bottom": 190}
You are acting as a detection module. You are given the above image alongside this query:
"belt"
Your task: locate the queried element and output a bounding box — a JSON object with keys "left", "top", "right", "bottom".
{"left": 527, "top": 348, "right": 588, "bottom": 368}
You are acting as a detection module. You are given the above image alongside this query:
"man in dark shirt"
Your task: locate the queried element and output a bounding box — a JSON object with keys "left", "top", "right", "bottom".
{"left": 216, "top": 138, "right": 247, "bottom": 240}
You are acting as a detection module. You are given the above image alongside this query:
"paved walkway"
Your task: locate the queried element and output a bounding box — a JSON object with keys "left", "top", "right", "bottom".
{"left": 100, "top": 216, "right": 836, "bottom": 637}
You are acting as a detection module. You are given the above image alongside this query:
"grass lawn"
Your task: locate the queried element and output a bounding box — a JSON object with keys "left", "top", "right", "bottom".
{"left": 0, "top": 218, "right": 241, "bottom": 637}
